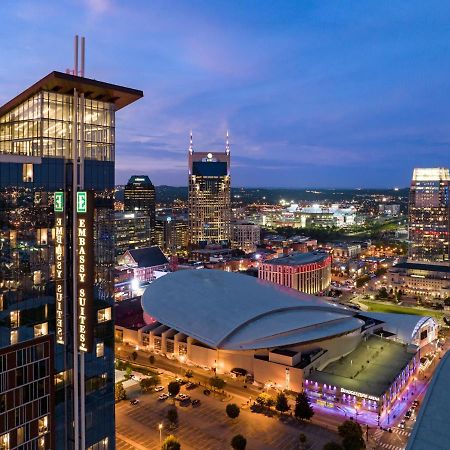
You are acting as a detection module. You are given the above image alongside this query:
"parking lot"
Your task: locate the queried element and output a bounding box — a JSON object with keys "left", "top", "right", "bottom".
{"left": 116, "top": 374, "right": 339, "bottom": 450}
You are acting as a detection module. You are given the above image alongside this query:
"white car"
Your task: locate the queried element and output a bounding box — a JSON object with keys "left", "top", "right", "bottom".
{"left": 154, "top": 386, "right": 164, "bottom": 392}
{"left": 158, "top": 393, "right": 169, "bottom": 401}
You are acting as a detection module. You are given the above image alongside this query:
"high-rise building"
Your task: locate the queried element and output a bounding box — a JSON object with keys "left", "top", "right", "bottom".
{"left": 408, "top": 168, "right": 450, "bottom": 263}
{"left": 231, "top": 221, "right": 260, "bottom": 253}
{"left": 124, "top": 175, "right": 156, "bottom": 243}
{"left": 0, "top": 50, "right": 142, "bottom": 449}
{"left": 188, "top": 132, "right": 231, "bottom": 247}
{"left": 155, "top": 215, "right": 189, "bottom": 254}
{"left": 115, "top": 211, "right": 151, "bottom": 256}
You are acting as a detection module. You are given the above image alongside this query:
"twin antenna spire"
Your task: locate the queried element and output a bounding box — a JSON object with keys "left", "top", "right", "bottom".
{"left": 189, "top": 130, "right": 231, "bottom": 154}
{"left": 67, "top": 35, "right": 86, "bottom": 77}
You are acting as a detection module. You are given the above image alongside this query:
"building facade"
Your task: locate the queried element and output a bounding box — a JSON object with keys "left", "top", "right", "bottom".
{"left": 231, "top": 221, "right": 260, "bottom": 253}
{"left": 155, "top": 216, "right": 189, "bottom": 254}
{"left": 188, "top": 133, "right": 231, "bottom": 247}
{"left": 115, "top": 211, "right": 151, "bottom": 256}
{"left": 408, "top": 168, "right": 450, "bottom": 263}
{"left": 124, "top": 175, "right": 156, "bottom": 244}
{"left": 259, "top": 252, "right": 332, "bottom": 295}
{"left": 0, "top": 70, "right": 142, "bottom": 449}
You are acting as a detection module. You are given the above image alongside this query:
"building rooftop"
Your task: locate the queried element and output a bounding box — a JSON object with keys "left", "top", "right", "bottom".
{"left": 127, "top": 246, "right": 169, "bottom": 268}
{"left": 392, "top": 261, "right": 450, "bottom": 273}
{"left": 263, "top": 251, "right": 330, "bottom": 266}
{"left": 142, "top": 270, "right": 364, "bottom": 350}
{"left": 406, "top": 351, "right": 450, "bottom": 450}
{"left": 0, "top": 71, "right": 143, "bottom": 117}
{"left": 307, "top": 335, "right": 416, "bottom": 398}
{"left": 115, "top": 297, "right": 145, "bottom": 330}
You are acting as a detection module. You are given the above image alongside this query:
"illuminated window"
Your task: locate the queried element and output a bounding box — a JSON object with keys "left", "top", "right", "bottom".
{"left": 38, "top": 436, "right": 45, "bottom": 450}
{"left": 96, "top": 342, "right": 104, "bottom": 358}
{"left": 16, "top": 427, "right": 24, "bottom": 445}
{"left": 33, "top": 270, "right": 42, "bottom": 286}
{"left": 0, "top": 432, "right": 9, "bottom": 450}
{"left": 22, "top": 163, "right": 33, "bottom": 182}
{"left": 38, "top": 416, "right": 48, "bottom": 435}
{"left": 10, "top": 311, "right": 19, "bottom": 328}
{"left": 0, "top": 295, "right": 3, "bottom": 312}
{"left": 10, "top": 330, "right": 18, "bottom": 346}
{"left": 97, "top": 307, "right": 111, "bottom": 323}
{"left": 34, "top": 322, "right": 48, "bottom": 337}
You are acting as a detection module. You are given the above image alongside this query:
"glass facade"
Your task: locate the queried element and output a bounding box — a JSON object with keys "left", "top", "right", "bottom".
{"left": 0, "top": 87, "right": 117, "bottom": 448}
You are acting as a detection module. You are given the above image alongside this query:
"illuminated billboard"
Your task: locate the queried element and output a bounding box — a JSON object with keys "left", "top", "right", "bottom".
{"left": 54, "top": 192, "right": 66, "bottom": 345}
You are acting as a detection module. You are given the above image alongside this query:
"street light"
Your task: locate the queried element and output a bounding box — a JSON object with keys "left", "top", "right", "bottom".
{"left": 158, "top": 423, "right": 163, "bottom": 444}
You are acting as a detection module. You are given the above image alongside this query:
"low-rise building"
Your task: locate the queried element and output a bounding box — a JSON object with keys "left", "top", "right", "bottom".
{"left": 259, "top": 251, "right": 332, "bottom": 294}
{"left": 389, "top": 261, "right": 450, "bottom": 299}
{"left": 231, "top": 221, "right": 260, "bottom": 253}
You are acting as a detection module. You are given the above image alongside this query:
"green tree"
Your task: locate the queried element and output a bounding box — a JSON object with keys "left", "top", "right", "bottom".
{"left": 256, "top": 392, "right": 274, "bottom": 408}
{"left": 185, "top": 369, "right": 193, "bottom": 379}
{"left": 149, "top": 355, "right": 155, "bottom": 365}
{"left": 114, "top": 382, "right": 126, "bottom": 402}
{"left": 376, "top": 287, "right": 389, "bottom": 299}
{"left": 168, "top": 381, "right": 180, "bottom": 399}
{"left": 226, "top": 403, "right": 240, "bottom": 419}
{"left": 275, "top": 392, "right": 290, "bottom": 414}
{"left": 209, "top": 376, "right": 226, "bottom": 391}
{"left": 299, "top": 433, "right": 307, "bottom": 450}
{"left": 231, "top": 434, "right": 247, "bottom": 450}
{"left": 323, "top": 442, "right": 344, "bottom": 450}
{"left": 140, "top": 376, "right": 160, "bottom": 393}
{"left": 124, "top": 366, "right": 133, "bottom": 380}
{"left": 294, "top": 392, "right": 314, "bottom": 421}
{"left": 161, "top": 435, "right": 181, "bottom": 450}
{"left": 338, "top": 420, "right": 365, "bottom": 450}
{"left": 167, "top": 407, "right": 178, "bottom": 425}
{"left": 131, "top": 351, "right": 138, "bottom": 361}
{"left": 444, "top": 297, "right": 450, "bottom": 307}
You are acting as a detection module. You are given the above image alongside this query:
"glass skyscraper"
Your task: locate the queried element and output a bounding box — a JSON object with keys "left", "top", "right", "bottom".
{"left": 0, "top": 71, "right": 142, "bottom": 449}
{"left": 408, "top": 168, "right": 450, "bottom": 263}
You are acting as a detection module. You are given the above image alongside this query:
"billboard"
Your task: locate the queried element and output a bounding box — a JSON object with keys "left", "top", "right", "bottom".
{"left": 76, "top": 191, "right": 94, "bottom": 353}
{"left": 54, "top": 192, "right": 66, "bottom": 345}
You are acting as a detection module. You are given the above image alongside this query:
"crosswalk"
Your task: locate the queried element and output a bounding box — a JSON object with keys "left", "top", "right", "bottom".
{"left": 370, "top": 427, "right": 409, "bottom": 450}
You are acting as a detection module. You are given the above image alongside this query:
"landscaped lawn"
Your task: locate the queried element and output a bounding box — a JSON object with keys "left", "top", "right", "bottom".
{"left": 359, "top": 300, "right": 446, "bottom": 321}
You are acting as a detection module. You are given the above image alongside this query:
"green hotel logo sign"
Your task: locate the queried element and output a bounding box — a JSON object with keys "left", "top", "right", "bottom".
{"left": 77, "top": 192, "right": 87, "bottom": 213}
{"left": 54, "top": 192, "right": 64, "bottom": 212}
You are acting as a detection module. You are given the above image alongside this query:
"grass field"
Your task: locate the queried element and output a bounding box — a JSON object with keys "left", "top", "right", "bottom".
{"left": 359, "top": 300, "right": 446, "bottom": 321}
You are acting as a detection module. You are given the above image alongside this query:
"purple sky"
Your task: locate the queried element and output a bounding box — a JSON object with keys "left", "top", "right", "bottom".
{"left": 1, "top": 0, "right": 450, "bottom": 187}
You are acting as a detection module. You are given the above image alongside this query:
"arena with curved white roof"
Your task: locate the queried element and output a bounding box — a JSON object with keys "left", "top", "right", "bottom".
{"left": 126, "top": 270, "right": 438, "bottom": 407}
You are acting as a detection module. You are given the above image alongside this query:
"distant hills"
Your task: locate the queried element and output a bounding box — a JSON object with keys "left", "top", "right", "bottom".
{"left": 115, "top": 185, "right": 409, "bottom": 205}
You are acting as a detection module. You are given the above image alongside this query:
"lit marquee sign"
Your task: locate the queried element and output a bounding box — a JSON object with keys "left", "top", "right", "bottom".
{"left": 340, "top": 388, "right": 379, "bottom": 402}
{"left": 76, "top": 191, "right": 94, "bottom": 352}
{"left": 54, "top": 192, "right": 66, "bottom": 345}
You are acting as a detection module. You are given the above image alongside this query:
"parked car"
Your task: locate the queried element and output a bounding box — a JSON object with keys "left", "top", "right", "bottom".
{"left": 158, "top": 393, "right": 169, "bottom": 401}
{"left": 399, "top": 420, "right": 406, "bottom": 429}
{"left": 130, "top": 399, "right": 140, "bottom": 405}
{"left": 203, "top": 389, "right": 211, "bottom": 396}
{"left": 186, "top": 382, "right": 197, "bottom": 390}
{"left": 154, "top": 386, "right": 164, "bottom": 392}
{"left": 192, "top": 399, "right": 201, "bottom": 407}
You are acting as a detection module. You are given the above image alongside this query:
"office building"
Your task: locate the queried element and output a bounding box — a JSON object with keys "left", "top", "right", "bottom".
{"left": 0, "top": 49, "right": 142, "bottom": 448}
{"left": 124, "top": 175, "right": 156, "bottom": 243}
{"left": 188, "top": 132, "right": 231, "bottom": 247}
{"left": 258, "top": 252, "right": 332, "bottom": 294}
{"left": 408, "top": 168, "right": 450, "bottom": 263}
{"left": 115, "top": 211, "right": 151, "bottom": 256}
{"left": 231, "top": 221, "right": 260, "bottom": 253}
{"left": 155, "top": 216, "right": 189, "bottom": 254}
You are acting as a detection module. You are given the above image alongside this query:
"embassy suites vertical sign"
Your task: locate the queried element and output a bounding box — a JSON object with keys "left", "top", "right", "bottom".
{"left": 76, "top": 191, "right": 94, "bottom": 352}
{"left": 54, "top": 192, "right": 66, "bottom": 345}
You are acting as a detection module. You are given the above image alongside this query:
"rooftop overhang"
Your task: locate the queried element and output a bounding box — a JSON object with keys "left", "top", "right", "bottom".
{"left": 0, "top": 71, "right": 143, "bottom": 117}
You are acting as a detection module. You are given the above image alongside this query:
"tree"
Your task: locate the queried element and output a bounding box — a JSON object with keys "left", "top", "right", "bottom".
{"left": 149, "top": 355, "right": 155, "bottom": 365}
{"left": 256, "top": 393, "right": 274, "bottom": 408}
{"left": 115, "top": 382, "right": 126, "bottom": 402}
{"left": 161, "top": 435, "right": 180, "bottom": 450}
{"left": 167, "top": 407, "right": 178, "bottom": 425}
{"left": 323, "top": 443, "right": 344, "bottom": 450}
{"left": 124, "top": 366, "right": 133, "bottom": 380}
{"left": 444, "top": 297, "right": 450, "bottom": 307}
{"left": 131, "top": 351, "right": 138, "bottom": 361}
{"left": 209, "top": 376, "right": 226, "bottom": 391}
{"left": 231, "top": 434, "right": 247, "bottom": 450}
{"left": 185, "top": 369, "right": 193, "bottom": 379}
{"left": 140, "top": 376, "right": 160, "bottom": 393}
{"left": 275, "top": 392, "right": 290, "bottom": 414}
{"left": 294, "top": 392, "right": 314, "bottom": 421}
{"left": 376, "top": 287, "right": 388, "bottom": 299}
{"left": 338, "top": 420, "right": 365, "bottom": 450}
{"left": 168, "top": 381, "right": 180, "bottom": 398}
{"left": 226, "top": 403, "right": 240, "bottom": 419}
{"left": 299, "top": 433, "right": 307, "bottom": 450}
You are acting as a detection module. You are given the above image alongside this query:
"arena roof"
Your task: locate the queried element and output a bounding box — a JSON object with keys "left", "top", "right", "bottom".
{"left": 263, "top": 251, "right": 330, "bottom": 266}
{"left": 141, "top": 270, "right": 365, "bottom": 350}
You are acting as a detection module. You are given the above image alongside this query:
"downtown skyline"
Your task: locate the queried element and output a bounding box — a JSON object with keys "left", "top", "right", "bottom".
{"left": 2, "top": 0, "right": 450, "bottom": 188}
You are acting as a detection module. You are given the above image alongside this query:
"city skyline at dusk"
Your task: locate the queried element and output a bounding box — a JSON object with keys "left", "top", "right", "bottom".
{"left": 2, "top": 0, "right": 450, "bottom": 187}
